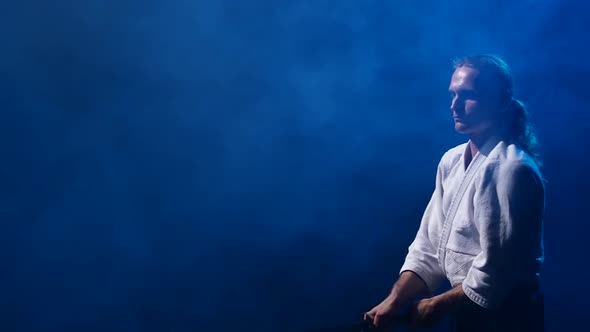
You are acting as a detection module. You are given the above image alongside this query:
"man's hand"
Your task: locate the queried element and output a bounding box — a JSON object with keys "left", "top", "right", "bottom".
{"left": 409, "top": 297, "right": 443, "bottom": 328}
{"left": 365, "top": 271, "right": 429, "bottom": 330}
{"left": 408, "top": 284, "right": 470, "bottom": 328}
{"left": 364, "top": 295, "right": 399, "bottom": 329}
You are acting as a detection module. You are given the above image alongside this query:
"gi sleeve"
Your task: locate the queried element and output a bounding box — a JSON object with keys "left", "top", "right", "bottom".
{"left": 462, "top": 161, "right": 544, "bottom": 309}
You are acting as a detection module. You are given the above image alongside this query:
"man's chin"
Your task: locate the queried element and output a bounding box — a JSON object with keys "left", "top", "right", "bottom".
{"left": 454, "top": 124, "right": 470, "bottom": 134}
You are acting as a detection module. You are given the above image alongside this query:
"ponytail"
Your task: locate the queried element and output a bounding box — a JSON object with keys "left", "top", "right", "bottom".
{"left": 508, "top": 98, "right": 543, "bottom": 168}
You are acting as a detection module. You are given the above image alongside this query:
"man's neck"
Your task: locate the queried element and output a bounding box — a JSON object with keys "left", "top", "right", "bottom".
{"left": 468, "top": 133, "right": 490, "bottom": 153}
{"left": 468, "top": 124, "right": 504, "bottom": 154}
{"left": 464, "top": 132, "right": 494, "bottom": 169}
{"left": 470, "top": 119, "right": 510, "bottom": 148}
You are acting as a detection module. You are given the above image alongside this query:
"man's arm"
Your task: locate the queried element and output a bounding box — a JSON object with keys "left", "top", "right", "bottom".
{"left": 365, "top": 270, "right": 429, "bottom": 327}
{"left": 409, "top": 282, "right": 472, "bottom": 327}
{"left": 463, "top": 161, "right": 544, "bottom": 308}
{"left": 390, "top": 270, "right": 430, "bottom": 308}
{"left": 431, "top": 283, "right": 469, "bottom": 310}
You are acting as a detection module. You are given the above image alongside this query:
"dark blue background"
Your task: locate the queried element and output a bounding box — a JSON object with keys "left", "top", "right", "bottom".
{"left": 1, "top": 0, "right": 588, "bottom": 331}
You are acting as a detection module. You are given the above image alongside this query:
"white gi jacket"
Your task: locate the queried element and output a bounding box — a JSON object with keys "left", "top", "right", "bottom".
{"left": 400, "top": 137, "right": 545, "bottom": 309}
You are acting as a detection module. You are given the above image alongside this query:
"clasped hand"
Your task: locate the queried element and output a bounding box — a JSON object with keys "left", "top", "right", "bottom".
{"left": 364, "top": 296, "right": 443, "bottom": 330}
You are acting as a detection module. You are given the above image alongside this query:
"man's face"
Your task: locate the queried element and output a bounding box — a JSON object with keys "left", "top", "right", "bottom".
{"left": 448, "top": 66, "right": 499, "bottom": 136}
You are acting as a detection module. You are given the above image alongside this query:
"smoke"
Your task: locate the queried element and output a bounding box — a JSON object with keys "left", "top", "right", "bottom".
{"left": 0, "top": 0, "right": 588, "bottom": 331}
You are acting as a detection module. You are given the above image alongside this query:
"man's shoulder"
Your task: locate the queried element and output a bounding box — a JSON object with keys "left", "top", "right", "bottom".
{"left": 488, "top": 141, "right": 537, "bottom": 166}
{"left": 485, "top": 141, "right": 543, "bottom": 180}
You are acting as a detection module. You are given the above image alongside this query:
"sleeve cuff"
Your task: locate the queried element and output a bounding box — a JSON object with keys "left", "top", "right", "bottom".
{"left": 462, "top": 282, "right": 491, "bottom": 309}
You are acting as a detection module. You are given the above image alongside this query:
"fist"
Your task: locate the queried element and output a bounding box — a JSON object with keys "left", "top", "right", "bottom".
{"left": 409, "top": 298, "right": 442, "bottom": 328}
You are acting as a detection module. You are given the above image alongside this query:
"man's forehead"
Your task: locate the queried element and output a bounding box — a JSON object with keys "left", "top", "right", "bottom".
{"left": 449, "top": 66, "right": 478, "bottom": 90}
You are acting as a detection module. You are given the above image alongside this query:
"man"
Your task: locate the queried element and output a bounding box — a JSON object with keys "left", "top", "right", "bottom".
{"left": 365, "top": 55, "right": 545, "bottom": 331}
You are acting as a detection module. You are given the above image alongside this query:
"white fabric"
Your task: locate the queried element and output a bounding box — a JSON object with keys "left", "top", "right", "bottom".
{"left": 400, "top": 137, "right": 545, "bottom": 309}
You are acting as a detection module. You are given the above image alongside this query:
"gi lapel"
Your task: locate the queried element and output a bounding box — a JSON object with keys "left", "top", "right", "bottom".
{"left": 437, "top": 137, "right": 501, "bottom": 276}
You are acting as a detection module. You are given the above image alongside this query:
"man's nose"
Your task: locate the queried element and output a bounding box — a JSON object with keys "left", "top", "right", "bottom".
{"left": 450, "top": 97, "right": 462, "bottom": 112}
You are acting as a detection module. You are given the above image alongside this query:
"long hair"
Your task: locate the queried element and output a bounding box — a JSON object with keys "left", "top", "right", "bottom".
{"left": 453, "top": 54, "right": 542, "bottom": 168}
